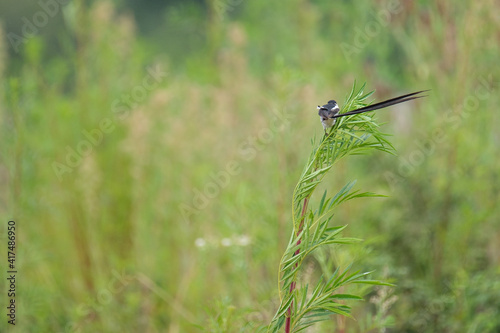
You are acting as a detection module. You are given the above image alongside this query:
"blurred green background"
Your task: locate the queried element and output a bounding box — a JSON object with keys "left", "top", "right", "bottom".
{"left": 1, "top": 0, "right": 499, "bottom": 332}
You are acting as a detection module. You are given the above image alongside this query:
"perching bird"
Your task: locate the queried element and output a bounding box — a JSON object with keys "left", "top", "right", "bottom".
{"left": 318, "top": 90, "right": 427, "bottom": 132}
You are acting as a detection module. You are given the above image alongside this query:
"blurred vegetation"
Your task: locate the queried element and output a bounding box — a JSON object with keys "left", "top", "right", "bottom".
{"left": 0, "top": 0, "right": 499, "bottom": 332}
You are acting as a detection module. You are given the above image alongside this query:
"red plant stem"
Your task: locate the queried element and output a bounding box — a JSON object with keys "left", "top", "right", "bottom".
{"left": 285, "top": 196, "right": 309, "bottom": 333}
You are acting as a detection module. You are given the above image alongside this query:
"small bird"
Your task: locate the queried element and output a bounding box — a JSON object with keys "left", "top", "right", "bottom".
{"left": 318, "top": 90, "right": 427, "bottom": 132}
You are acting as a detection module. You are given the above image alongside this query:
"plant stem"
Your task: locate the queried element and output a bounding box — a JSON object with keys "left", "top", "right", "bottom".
{"left": 285, "top": 196, "right": 309, "bottom": 333}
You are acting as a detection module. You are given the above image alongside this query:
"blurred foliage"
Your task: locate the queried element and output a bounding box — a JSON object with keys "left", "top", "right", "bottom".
{"left": 0, "top": 0, "right": 499, "bottom": 332}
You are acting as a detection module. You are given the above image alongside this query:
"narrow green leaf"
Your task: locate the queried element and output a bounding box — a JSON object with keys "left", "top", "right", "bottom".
{"left": 318, "top": 190, "right": 327, "bottom": 214}
{"left": 276, "top": 296, "right": 294, "bottom": 318}
{"left": 352, "top": 280, "right": 396, "bottom": 287}
{"left": 329, "top": 293, "right": 364, "bottom": 300}
{"left": 299, "top": 284, "right": 309, "bottom": 310}
{"left": 320, "top": 305, "right": 354, "bottom": 319}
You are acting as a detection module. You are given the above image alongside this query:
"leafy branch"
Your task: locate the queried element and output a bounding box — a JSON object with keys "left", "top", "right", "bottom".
{"left": 268, "top": 82, "right": 395, "bottom": 332}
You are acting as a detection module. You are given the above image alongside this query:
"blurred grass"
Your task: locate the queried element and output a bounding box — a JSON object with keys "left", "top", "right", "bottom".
{"left": 1, "top": 0, "right": 499, "bottom": 332}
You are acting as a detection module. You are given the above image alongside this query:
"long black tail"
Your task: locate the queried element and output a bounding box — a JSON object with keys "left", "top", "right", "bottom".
{"left": 333, "top": 90, "right": 429, "bottom": 118}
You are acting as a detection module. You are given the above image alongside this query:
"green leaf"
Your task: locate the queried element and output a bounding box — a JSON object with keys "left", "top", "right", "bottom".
{"left": 276, "top": 296, "right": 294, "bottom": 318}
{"left": 329, "top": 294, "right": 364, "bottom": 301}
{"left": 320, "top": 305, "right": 354, "bottom": 319}
{"left": 352, "top": 280, "right": 396, "bottom": 287}
{"left": 318, "top": 190, "right": 328, "bottom": 214}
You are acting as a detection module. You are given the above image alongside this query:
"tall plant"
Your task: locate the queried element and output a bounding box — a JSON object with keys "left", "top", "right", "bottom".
{"left": 268, "top": 83, "right": 395, "bottom": 332}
